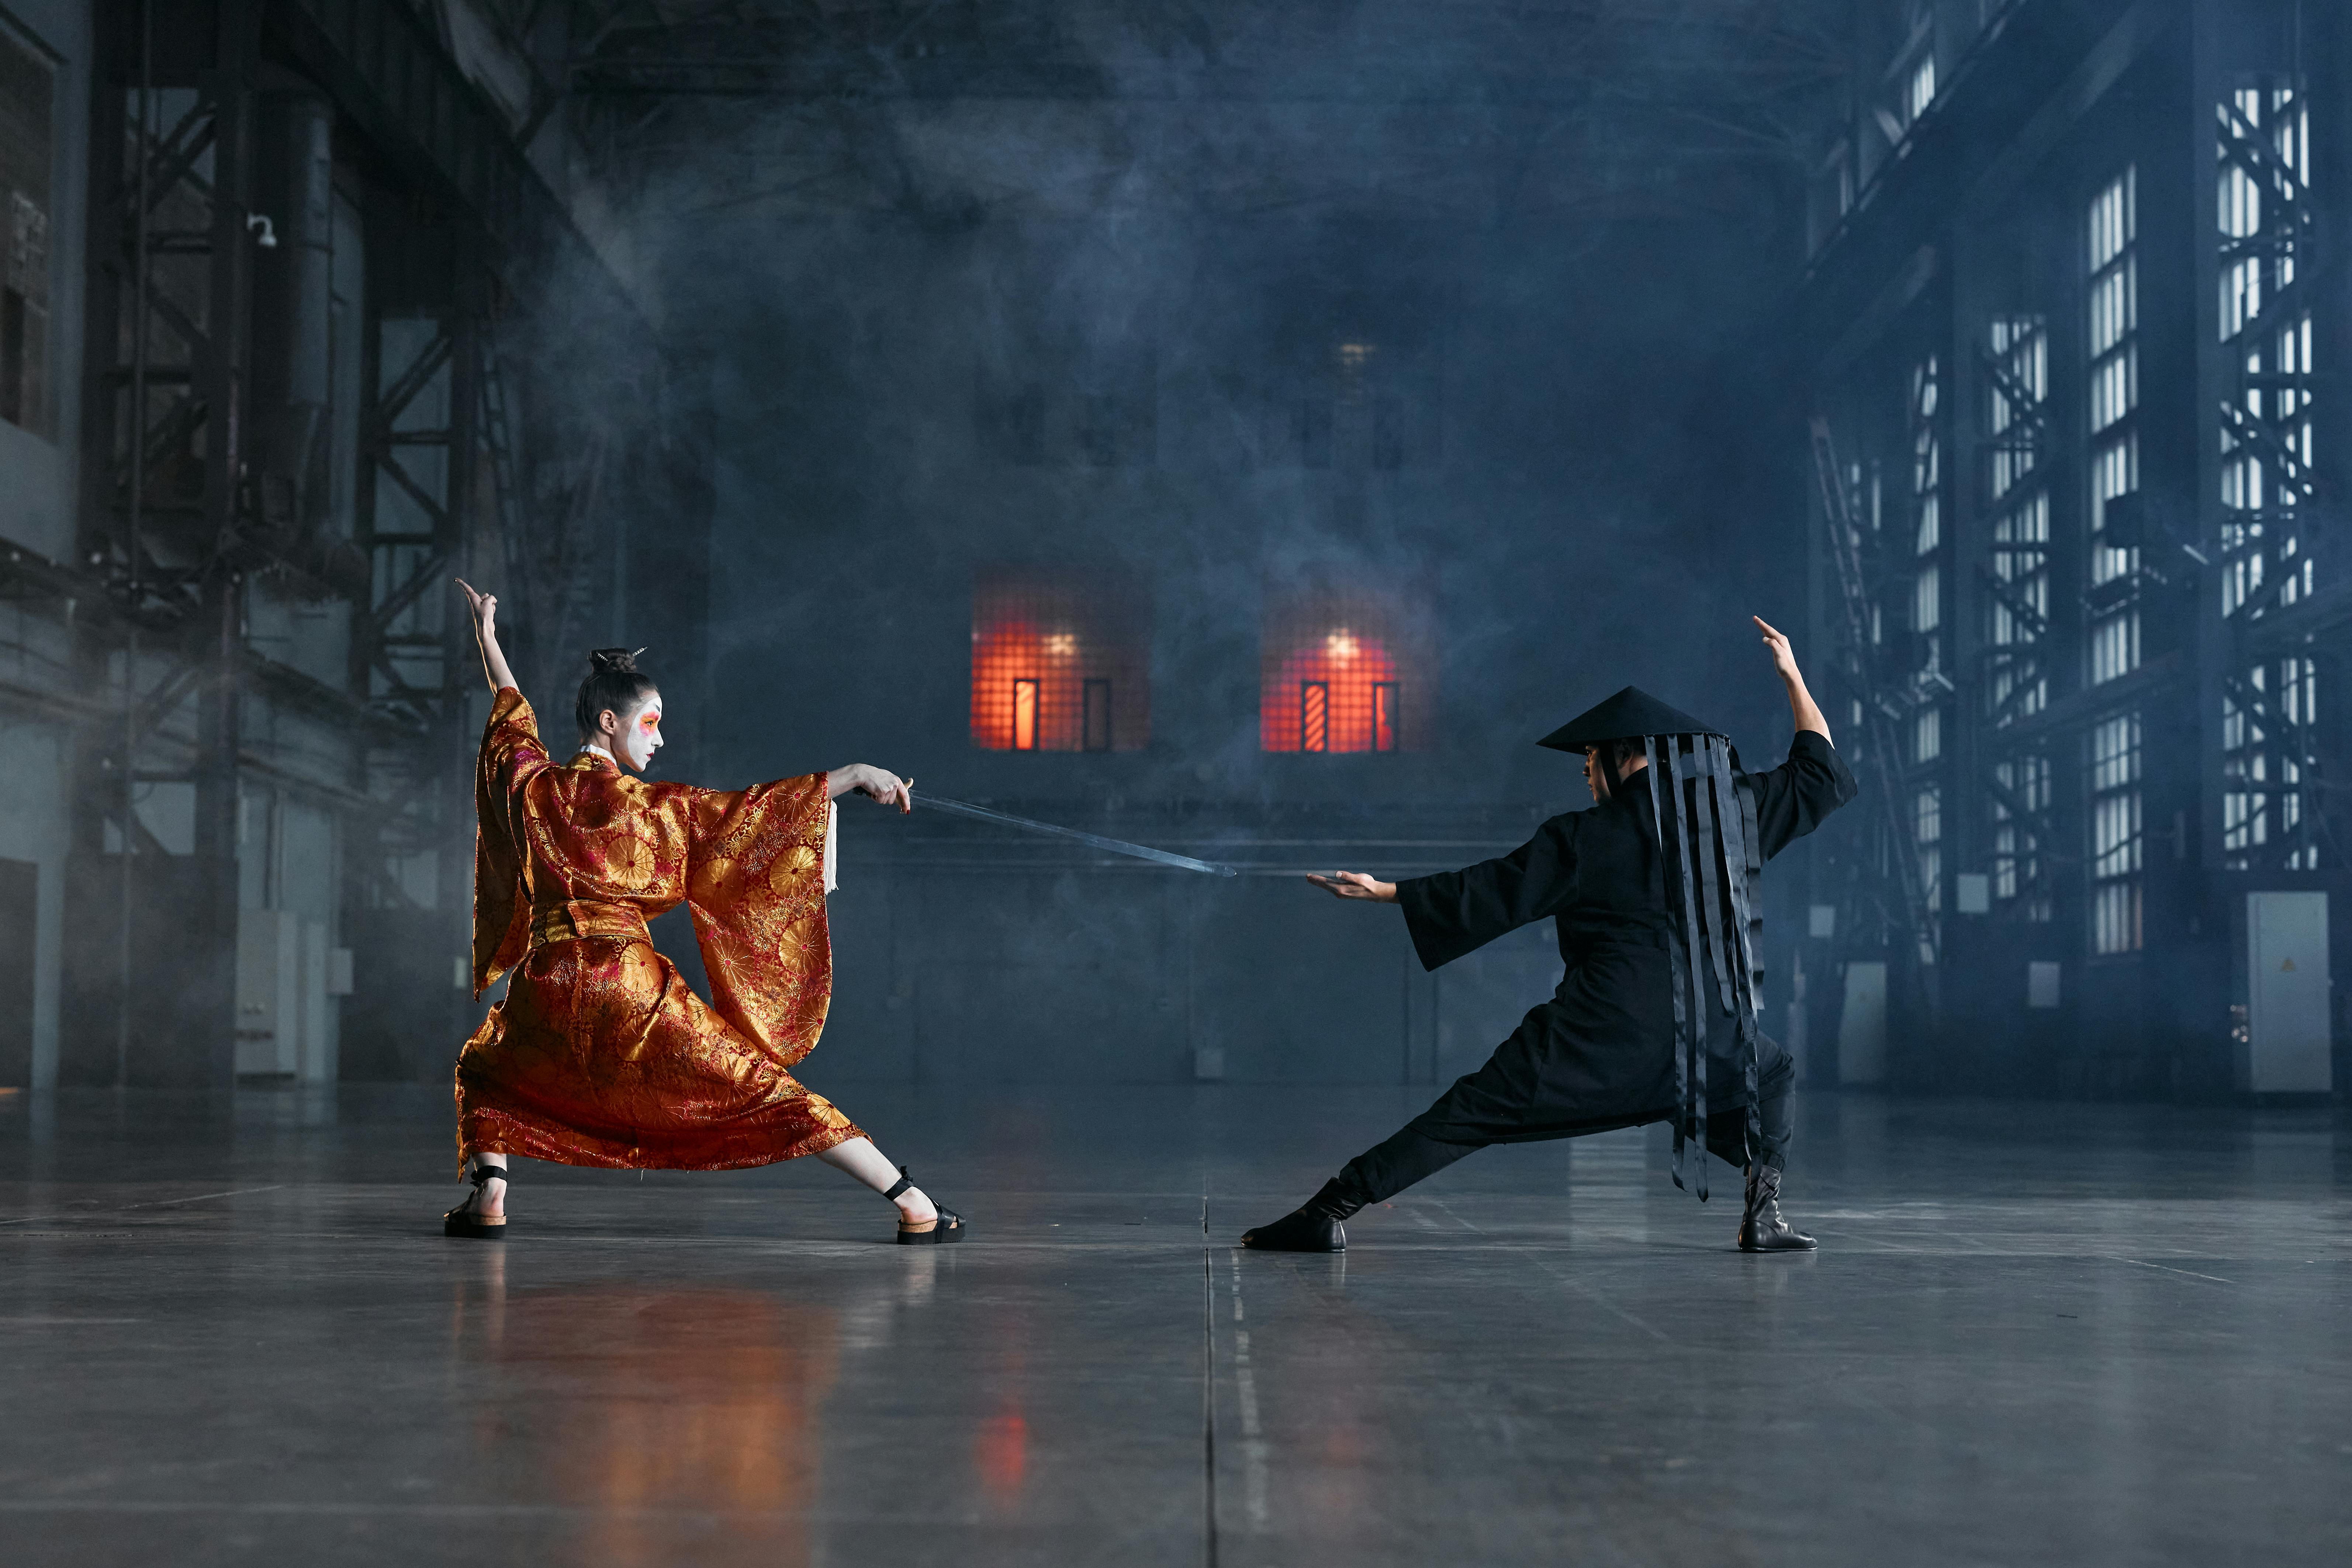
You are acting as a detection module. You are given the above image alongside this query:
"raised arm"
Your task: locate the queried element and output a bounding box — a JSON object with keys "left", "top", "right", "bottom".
{"left": 455, "top": 579, "right": 517, "bottom": 694}
{"left": 1744, "top": 615, "right": 1857, "bottom": 858}
{"left": 1754, "top": 615, "right": 1829, "bottom": 744}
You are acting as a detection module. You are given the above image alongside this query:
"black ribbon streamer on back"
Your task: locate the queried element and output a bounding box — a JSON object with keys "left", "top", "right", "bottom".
{"left": 1637, "top": 733, "right": 1767, "bottom": 1202}
{"left": 1713, "top": 739, "right": 1765, "bottom": 1166}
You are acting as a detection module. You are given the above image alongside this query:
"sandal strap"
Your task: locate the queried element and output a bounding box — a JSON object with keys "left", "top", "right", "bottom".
{"left": 469, "top": 1162, "right": 510, "bottom": 1186}
{"left": 881, "top": 1163, "right": 914, "bottom": 1202}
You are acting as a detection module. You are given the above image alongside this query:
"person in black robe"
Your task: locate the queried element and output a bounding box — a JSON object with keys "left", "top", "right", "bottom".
{"left": 1243, "top": 616, "right": 1857, "bottom": 1254}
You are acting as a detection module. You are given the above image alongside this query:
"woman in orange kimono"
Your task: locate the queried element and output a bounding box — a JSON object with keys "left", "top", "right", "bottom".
{"left": 442, "top": 579, "right": 963, "bottom": 1244}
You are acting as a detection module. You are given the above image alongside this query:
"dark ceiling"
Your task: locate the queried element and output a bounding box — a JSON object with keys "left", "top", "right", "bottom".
{"left": 475, "top": 1, "right": 1853, "bottom": 229}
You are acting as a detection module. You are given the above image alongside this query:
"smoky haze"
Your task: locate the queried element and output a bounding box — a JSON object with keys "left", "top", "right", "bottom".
{"left": 570, "top": 1, "right": 1844, "bottom": 1083}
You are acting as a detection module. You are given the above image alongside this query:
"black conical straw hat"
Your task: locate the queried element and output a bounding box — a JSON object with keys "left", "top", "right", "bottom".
{"left": 1537, "top": 685, "right": 1723, "bottom": 752}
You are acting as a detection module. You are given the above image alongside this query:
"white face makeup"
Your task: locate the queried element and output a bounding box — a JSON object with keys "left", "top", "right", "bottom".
{"left": 611, "top": 692, "right": 664, "bottom": 771}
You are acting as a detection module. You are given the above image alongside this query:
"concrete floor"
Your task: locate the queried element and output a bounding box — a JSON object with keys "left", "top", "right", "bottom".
{"left": 1, "top": 1083, "right": 2347, "bottom": 1567}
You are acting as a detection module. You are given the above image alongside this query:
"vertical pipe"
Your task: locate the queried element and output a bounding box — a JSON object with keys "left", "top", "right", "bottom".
{"left": 191, "top": 0, "right": 260, "bottom": 1091}
{"left": 250, "top": 91, "right": 335, "bottom": 544}
{"left": 115, "top": 0, "right": 153, "bottom": 1091}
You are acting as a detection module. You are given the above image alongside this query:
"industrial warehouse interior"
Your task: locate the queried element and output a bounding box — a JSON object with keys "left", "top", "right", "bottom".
{"left": 1, "top": 3, "right": 2347, "bottom": 1564}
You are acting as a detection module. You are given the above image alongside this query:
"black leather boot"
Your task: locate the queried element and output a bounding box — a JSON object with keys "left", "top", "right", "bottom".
{"left": 1241, "top": 1179, "right": 1359, "bottom": 1252}
{"left": 1738, "top": 1163, "right": 1817, "bottom": 1253}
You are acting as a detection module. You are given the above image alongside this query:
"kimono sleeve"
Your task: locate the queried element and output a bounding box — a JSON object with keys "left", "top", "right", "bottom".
{"left": 1745, "top": 730, "right": 1860, "bottom": 861}
{"left": 1394, "top": 815, "right": 1579, "bottom": 972}
{"left": 682, "top": 771, "right": 836, "bottom": 1067}
{"left": 471, "top": 688, "right": 551, "bottom": 994}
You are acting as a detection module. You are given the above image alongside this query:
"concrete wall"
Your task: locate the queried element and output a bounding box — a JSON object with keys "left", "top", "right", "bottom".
{"left": 0, "top": 687, "right": 69, "bottom": 1086}
{"left": 0, "top": 0, "right": 89, "bottom": 1089}
{"left": 0, "top": 0, "right": 89, "bottom": 564}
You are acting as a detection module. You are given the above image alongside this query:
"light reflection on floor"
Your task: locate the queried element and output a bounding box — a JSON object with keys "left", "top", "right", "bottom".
{"left": 0, "top": 1084, "right": 2348, "bottom": 1567}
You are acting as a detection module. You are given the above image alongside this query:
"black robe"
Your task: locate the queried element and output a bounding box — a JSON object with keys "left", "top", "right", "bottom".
{"left": 1393, "top": 730, "right": 1856, "bottom": 1145}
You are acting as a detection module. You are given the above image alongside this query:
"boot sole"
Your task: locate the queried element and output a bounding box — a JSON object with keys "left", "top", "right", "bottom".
{"left": 1240, "top": 1222, "right": 1346, "bottom": 1252}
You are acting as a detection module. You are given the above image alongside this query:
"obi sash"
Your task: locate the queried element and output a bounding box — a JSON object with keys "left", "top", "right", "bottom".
{"left": 528, "top": 899, "right": 652, "bottom": 951}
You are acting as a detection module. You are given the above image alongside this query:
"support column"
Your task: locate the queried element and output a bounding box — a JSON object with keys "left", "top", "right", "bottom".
{"left": 184, "top": 2, "right": 260, "bottom": 1091}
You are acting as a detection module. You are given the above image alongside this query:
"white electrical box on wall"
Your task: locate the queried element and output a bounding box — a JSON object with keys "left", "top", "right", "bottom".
{"left": 2243, "top": 892, "right": 2331, "bottom": 1094}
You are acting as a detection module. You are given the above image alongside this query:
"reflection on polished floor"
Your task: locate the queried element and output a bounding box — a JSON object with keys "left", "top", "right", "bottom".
{"left": 2, "top": 1084, "right": 2348, "bottom": 1567}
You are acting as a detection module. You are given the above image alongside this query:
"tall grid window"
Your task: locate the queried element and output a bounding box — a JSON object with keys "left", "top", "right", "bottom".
{"left": 2087, "top": 170, "right": 2140, "bottom": 687}
{"left": 1911, "top": 356, "right": 1943, "bottom": 636}
{"left": 1910, "top": 354, "right": 1946, "bottom": 768}
{"left": 970, "top": 569, "right": 1151, "bottom": 752}
{"left": 2223, "top": 656, "right": 2320, "bottom": 870}
{"left": 1987, "top": 316, "right": 2050, "bottom": 725}
{"left": 1904, "top": 54, "right": 1937, "bottom": 127}
{"left": 1990, "top": 494, "right": 2050, "bottom": 718}
{"left": 2218, "top": 85, "right": 2322, "bottom": 870}
{"left": 1988, "top": 315, "right": 2046, "bottom": 500}
{"left": 1993, "top": 753, "right": 2051, "bottom": 920}
{"left": 2220, "top": 85, "right": 2314, "bottom": 620}
{"left": 1915, "top": 783, "right": 1943, "bottom": 913}
{"left": 2089, "top": 713, "right": 2142, "bottom": 954}
{"left": 2220, "top": 309, "right": 2317, "bottom": 621}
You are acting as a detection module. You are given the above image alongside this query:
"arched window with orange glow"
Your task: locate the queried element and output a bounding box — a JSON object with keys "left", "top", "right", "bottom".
{"left": 971, "top": 570, "right": 1151, "bottom": 752}
{"left": 1260, "top": 583, "right": 1432, "bottom": 753}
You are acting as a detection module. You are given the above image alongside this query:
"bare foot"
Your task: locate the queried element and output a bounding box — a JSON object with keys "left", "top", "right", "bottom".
{"left": 894, "top": 1185, "right": 939, "bottom": 1231}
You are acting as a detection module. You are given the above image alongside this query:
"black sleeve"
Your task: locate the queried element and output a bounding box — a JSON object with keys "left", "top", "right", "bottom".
{"left": 1746, "top": 730, "right": 1859, "bottom": 861}
{"left": 1393, "top": 816, "right": 1577, "bottom": 972}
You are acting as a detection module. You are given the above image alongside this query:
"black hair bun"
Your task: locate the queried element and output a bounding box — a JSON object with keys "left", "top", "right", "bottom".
{"left": 588, "top": 646, "right": 646, "bottom": 675}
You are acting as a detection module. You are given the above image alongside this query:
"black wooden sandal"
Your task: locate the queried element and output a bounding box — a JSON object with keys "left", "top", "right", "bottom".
{"left": 883, "top": 1164, "right": 965, "bottom": 1245}
{"left": 444, "top": 1162, "right": 510, "bottom": 1239}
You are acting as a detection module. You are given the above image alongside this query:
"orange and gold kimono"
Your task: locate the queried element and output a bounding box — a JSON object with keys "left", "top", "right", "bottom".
{"left": 454, "top": 688, "right": 862, "bottom": 1170}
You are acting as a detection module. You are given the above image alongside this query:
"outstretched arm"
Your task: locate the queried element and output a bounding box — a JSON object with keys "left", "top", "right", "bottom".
{"left": 454, "top": 579, "right": 517, "bottom": 694}
{"left": 827, "top": 764, "right": 914, "bottom": 813}
{"left": 1307, "top": 871, "right": 1397, "bottom": 903}
{"left": 1754, "top": 615, "right": 1830, "bottom": 744}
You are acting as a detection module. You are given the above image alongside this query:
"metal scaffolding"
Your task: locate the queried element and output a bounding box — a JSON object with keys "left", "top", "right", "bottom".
{"left": 1793, "top": 0, "right": 2352, "bottom": 1097}
{"left": 0, "top": 0, "right": 698, "bottom": 1087}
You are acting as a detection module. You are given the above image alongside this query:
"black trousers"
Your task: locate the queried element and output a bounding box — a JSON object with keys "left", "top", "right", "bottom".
{"left": 1328, "top": 1091, "right": 1794, "bottom": 1214}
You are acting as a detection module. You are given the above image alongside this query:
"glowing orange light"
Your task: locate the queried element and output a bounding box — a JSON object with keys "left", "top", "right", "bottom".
{"left": 976, "top": 1409, "right": 1028, "bottom": 1499}
{"left": 971, "top": 571, "right": 1151, "bottom": 752}
{"left": 1264, "top": 637, "right": 1398, "bottom": 752}
{"left": 1261, "top": 585, "right": 1429, "bottom": 754}
{"left": 1013, "top": 680, "right": 1038, "bottom": 750}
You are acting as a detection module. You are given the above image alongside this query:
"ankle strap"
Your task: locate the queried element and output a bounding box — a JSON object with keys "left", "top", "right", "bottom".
{"left": 470, "top": 1162, "right": 509, "bottom": 1186}
{"left": 881, "top": 1163, "right": 913, "bottom": 1202}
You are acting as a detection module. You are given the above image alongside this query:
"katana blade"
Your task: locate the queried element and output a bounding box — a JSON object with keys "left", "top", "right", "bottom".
{"left": 919, "top": 795, "right": 1239, "bottom": 877}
